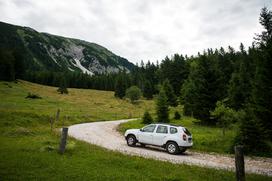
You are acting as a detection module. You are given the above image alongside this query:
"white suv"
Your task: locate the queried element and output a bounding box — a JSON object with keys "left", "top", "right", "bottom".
{"left": 124, "top": 123, "right": 193, "bottom": 154}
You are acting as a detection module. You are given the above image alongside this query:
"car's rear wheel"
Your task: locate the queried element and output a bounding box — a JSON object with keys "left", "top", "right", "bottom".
{"left": 126, "top": 135, "right": 137, "bottom": 146}
{"left": 166, "top": 142, "right": 180, "bottom": 154}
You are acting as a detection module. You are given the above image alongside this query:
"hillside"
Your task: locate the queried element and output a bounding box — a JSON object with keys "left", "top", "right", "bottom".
{"left": 0, "top": 80, "right": 153, "bottom": 122}
{"left": 0, "top": 21, "right": 135, "bottom": 75}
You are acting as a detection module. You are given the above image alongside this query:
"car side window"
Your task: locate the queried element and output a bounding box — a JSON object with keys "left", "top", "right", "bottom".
{"left": 156, "top": 125, "right": 168, "bottom": 134}
{"left": 142, "top": 125, "right": 156, "bottom": 133}
{"left": 170, "top": 127, "right": 178, "bottom": 134}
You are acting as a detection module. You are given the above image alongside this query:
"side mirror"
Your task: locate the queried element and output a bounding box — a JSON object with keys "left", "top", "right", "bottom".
{"left": 140, "top": 128, "right": 143, "bottom": 132}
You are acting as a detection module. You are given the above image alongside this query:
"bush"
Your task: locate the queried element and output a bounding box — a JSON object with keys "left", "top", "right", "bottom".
{"left": 57, "top": 86, "right": 68, "bottom": 94}
{"left": 142, "top": 111, "right": 153, "bottom": 124}
{"left": 125, "top": 86, "right": 142, "bottom": 103}
{"left": 210, "top": 101, "right": 242, "bottom": 136}
{"left": 174, "top": 111, "right": 181, "bottom": 120}
{"left": 26, "top": 92, "right": 42, "bottom": 99}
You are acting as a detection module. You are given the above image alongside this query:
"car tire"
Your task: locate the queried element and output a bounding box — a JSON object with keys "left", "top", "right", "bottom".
{"left": 126, "top": 135, "right": 137, "bottom": 147}
{"left": 166, "top": 142, "right": 180, "bottom": 154}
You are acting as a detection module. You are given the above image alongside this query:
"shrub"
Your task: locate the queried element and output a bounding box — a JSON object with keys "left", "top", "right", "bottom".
{"left": 125, "top": 86, "right": 142, "bottom": 103}
{"left": 174, "top": 111, "right": 181, "bottom": 120}
{"left": 26, "top": 92, "right": 42, "bottom": 99}
{"left": 142, "top": 111, "right": 153, "bottom": 124}
{"left": 210, "top": 101, "right": 242, "bottom": 136}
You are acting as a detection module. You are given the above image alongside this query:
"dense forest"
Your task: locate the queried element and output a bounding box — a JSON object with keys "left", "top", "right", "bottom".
{"left": 0, "top": 7, "right": 271, "bottom": 155}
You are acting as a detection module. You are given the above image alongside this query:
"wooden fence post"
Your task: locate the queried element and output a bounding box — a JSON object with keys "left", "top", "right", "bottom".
{"left": 59, "top": 127, "right": 68, "bottom": 154}
{"left": 50, "top": 116, "right": 54, "bottom": 132}
{"left": 235, "top": 145, "right": 245, "bottom": 181}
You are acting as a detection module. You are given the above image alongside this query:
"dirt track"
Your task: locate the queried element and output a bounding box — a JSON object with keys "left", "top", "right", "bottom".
{"left": 68, "top": 119, "right": 272, "bottom": 176}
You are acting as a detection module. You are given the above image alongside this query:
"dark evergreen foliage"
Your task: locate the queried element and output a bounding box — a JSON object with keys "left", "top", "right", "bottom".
{"left": 142, "top": 111, "right": 153, "bottom": 124}
{"left": 57, "top": 77, "right": 68, "bottom": 94}
{"left": 181, "top": 55, "right": 221, "bottom": 124}
{"left": 234, "top": 7, "right": 272, "bottom": 155}
{"left": 114, "top": 72, "right": 129, "bottom": 98}
{"left": 156, "top": 89, "right": 169, "bottom": 123}
{"left": 162, "top": 79, "right": 178, "bottom": 107}
{"left": 143, "top": 80, "right": 153, "bottom": 99}
{"left": 174, "top": 111, "right": 181, "bottom": 120}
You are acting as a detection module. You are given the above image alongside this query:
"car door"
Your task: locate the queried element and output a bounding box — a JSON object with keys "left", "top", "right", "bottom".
{"left": 138, "top": 124, "right": 156, "bottom": 144}
{"left": 152, "top": 125, "right": 168, "bottom": 146}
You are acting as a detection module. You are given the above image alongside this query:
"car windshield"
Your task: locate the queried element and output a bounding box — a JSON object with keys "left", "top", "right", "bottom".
{"left": 142, "top": 125, "right": 156, "bottom": 132}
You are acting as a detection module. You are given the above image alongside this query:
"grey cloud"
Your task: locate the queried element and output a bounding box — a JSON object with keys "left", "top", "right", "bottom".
{"left": 0, "top": 0, "right": 270, "bottom": 64}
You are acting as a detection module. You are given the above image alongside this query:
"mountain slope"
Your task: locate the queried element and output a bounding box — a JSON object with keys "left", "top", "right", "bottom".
{"left": 0, "top": 21, "right": 134, "bottom": 75}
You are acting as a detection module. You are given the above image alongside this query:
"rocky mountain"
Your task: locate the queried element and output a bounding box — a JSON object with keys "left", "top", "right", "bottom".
{"left": 0, "top": 21, "right": 135, "bottom": 75}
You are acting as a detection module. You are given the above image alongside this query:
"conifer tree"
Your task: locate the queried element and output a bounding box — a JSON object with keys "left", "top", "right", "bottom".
{"left": 114, "top": 74, "right": 127, "bottom": 98}
{"left": 181, "top": 55, "right": 220, "bottom": 124}
{"left": 57, "top": 77, "right": 68, "bottom": 94}
{"left": 162, "top": 79, "right": 178, "bottom": 107}
{"left": 228, "top": 43, "right": 253, "bottom": 110}
{"left": 234, "top": 7, "right": 272, "bottom": 155}
{"left": 249, "top": 7, "right": 272, "bottom": 140}
{"left": 142, "top": 111, "right": 153, "bottom": 124}
{"left": 143, "top": 80, "right": 153, "bottom": 99}
{"left": 156, "top": 88, "right": 169, "bottom": 123}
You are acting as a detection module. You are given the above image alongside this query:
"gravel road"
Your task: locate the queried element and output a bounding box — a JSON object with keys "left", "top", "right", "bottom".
{"left": 68, "top": 119, "right": 272, "bottom": 176}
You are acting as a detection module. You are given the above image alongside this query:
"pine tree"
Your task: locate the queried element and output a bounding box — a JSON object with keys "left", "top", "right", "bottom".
{"left": 228, "top": 43, "right": 253, "bottom": 110}
{"left": 57, "top": 77, "right": 68, "bottom": 94}
{"left": 235, "top": 109, "right": 269, "bottom": 154}
{"left": 143, "top": 80, "right": 153, "bottom": 99}
{"left": 174, "top": 111, "right": 181, "bottom": 120}
{"left": 235, "top": 7, "right": 272, "bottom": 154}
{"left": 181, "top": 55, "right": 220, "bottom": 124}
{"left": 114, "top": 74, "right": 127, "bottom": 98}
{"left": 249, "top": 7, "right": 272, "bottom": 140}
{"left": 156, "top": 88, "right": 169, "bottom": 123}
{"left": 162, "top": 79, "right": 178, "bottom": 107}
{"left": 142, "top": 111, "right": 153, "bottom": 124}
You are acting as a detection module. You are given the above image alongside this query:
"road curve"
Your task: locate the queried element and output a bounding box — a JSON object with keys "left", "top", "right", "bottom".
{"left": 68, "top": 119, "right": 272, "bottom": 176}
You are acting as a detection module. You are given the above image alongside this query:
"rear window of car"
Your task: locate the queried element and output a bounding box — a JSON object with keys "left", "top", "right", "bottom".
{"left": 183, "top": 128, "right": 191, "bottom": 136}
{"left": 156, "top": 125, "right": 168, "bottom": 134}
{"left": 170, "top": 127, "right": 178, "bottom": 134}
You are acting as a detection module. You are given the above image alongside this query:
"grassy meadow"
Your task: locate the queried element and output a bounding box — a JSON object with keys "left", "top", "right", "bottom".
{"left": 0, "top": 80, "right": 270, "bottom": 180}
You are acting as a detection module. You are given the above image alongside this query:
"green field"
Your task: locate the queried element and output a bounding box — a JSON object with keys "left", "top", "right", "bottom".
{"left": 0, "top": 80, "right": 270, "bottom": 180}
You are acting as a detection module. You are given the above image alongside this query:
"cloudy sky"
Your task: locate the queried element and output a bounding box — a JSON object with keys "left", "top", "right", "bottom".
{"left": 0, "top": 0, "right": 271, "bottom": 64}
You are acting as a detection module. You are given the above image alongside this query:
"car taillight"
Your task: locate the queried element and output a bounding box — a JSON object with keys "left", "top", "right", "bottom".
{"left": 182, "top": 134, "right": 187, "bottom": 141}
